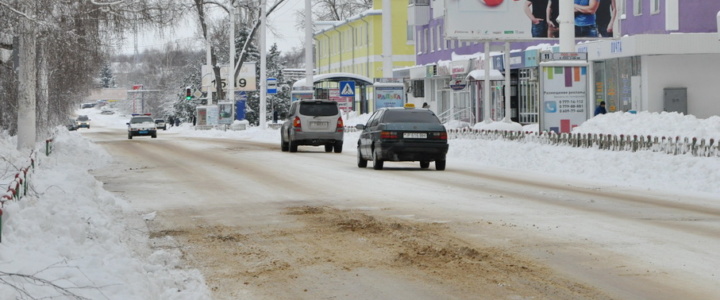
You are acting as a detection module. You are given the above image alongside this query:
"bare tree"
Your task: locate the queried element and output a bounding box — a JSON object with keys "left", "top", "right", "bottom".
{"left": 314, "top": 0, "right": 371, "bottom": 21}
{"left": 0, "top": 0, "right": 187, "bottom": 147}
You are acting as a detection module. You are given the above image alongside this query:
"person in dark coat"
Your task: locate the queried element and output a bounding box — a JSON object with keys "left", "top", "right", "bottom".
{"left": 594, "top": 101, "right": 607, "bottom": 116}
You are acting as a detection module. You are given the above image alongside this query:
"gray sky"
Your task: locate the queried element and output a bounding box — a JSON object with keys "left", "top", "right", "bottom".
{"left": 118, "top": 0, "right": 305, "bottom": 55}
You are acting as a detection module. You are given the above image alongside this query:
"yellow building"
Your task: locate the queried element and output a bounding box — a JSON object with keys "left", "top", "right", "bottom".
{"left": 314, "top": 1, "right": 416, "bottom": 79}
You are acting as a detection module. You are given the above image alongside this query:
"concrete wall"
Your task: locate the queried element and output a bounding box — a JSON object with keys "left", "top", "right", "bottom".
{"left": 643, "top": 54, "right": 720, "bottom": 118}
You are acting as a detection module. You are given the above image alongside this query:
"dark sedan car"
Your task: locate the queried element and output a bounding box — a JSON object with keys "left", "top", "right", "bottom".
{"left": 356, "top": 104, "right": 448, "bottom": 170}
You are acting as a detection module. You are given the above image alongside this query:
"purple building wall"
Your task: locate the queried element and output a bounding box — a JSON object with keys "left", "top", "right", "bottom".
{"left": 622, "top": 0, "right": 720, "bottom": 35}
{"left": 416, "top": 0, "right": 720, "bottom": 66}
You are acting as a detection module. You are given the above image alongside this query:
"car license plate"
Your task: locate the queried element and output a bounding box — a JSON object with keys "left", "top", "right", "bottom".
{"left": 404, "top": 132, "right": 427, "bottom": 139}
{"left": 139, "top": 130, "right": 148, "bottom": 134}
{"left": 310, "top": 121, "right": 329, "bottom": 129}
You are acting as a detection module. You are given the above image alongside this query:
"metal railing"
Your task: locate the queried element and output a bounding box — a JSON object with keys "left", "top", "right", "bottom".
{"left": 437, "top": 107, "right": 476, "bottom": 124}
{"left": 447, "top": 128, "right": 720, "bottom": 157}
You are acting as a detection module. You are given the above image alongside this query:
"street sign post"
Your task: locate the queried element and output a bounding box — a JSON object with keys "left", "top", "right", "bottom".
{"left": 339, "top": 81, "right": 355, "bottom": 97}
{"left": 267, "top": 78, "right": 278, "bottom": 94}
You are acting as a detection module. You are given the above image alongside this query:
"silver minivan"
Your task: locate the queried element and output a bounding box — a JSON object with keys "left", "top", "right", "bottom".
{"left": 280, "top": 100, "right": 344, "bottom": 153}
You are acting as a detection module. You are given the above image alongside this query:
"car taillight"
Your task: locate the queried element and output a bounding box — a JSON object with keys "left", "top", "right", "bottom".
{"left": 430, "top": 132, "right": 448, "bottom": 140}
{"left": 336, "top": 117, "right": 344, "bottom": 132}
{"left": 293, "top": 116, "right": 301, "bottom": 130}
{"left": 380, "top": 131, "right": 398, "bottom": 139}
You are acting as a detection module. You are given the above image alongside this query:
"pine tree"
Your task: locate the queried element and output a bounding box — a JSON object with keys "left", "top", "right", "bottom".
{"left": 267, "top": 43, "right": 290, "bottom": 123}
{"left": 100, "top": 63, "right": 115, "bottom": 88}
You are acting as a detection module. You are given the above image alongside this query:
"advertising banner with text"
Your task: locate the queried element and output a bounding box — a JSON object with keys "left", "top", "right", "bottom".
{"left": 540, "top": 65, "right": 588, "bottom": 133}
{"left": 444, "top": 0, "right": 619, "bottom": 40}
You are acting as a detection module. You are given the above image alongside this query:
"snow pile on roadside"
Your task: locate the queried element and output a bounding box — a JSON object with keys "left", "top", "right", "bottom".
{"left": 0, "top": 130, "right": 210, "bottom": 299}
{"left": 573, "top": 111, "right": 720, "bottom": 140}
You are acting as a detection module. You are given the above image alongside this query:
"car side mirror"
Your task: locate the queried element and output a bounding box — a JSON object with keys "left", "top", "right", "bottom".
{"left": 355, "top": 124, "right": 365, "bottom": 130}
{"left": 126, "top": 123, "right": 130, "bottom": 126}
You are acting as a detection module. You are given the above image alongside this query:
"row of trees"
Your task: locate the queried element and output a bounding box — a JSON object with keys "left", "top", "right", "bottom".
{"left": 1, "top": 0, "right": 373, "bottom": 150}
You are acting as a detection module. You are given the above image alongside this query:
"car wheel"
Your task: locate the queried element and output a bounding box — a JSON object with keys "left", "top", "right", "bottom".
{"left": 420, "top": 161, "right": 430, "bottom": 169}
{"left": 372, "top": 148, "right": 384, "bottom": 170}
{"left": 333, "top": 141, "right": 343, "bottom": 153}
{"left": 435, "top": 160, "right": 446, "bottom": 171}
{"left": 151, "top": 133, "right": 157, "bottom": 138}
{"left": 357, "top": 149, "right": 367, "bottom": 168}
{"left": 325, "top": 144, "right": 333, "bottom": 152}
{"left": 281, "top": 136, "right": 289, "bottom": 152}
{"left": 128, "top": 134, "right": 132, "bottom": 140}
{"left": 289, "top": 140, "right": 298, "bottom": 152}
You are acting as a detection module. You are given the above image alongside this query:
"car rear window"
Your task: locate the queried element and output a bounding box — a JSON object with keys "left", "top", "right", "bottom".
{"left": 131, "top": 117, "right": 154, "bottom": 124}
{"left": 382, "top": 110, "right": 441, "bottom": 124}
{"left": 299, "top": 102, "right": 339, "bottom": 116}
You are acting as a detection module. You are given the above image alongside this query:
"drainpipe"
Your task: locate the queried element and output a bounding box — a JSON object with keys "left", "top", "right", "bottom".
{"left": 360, "top": 18, "right": 370, "bottom": 78}
{"left": 320, "top": 32, "right": 331, "bottom": 73}
{"left": 349, "top": 23, "right": 357, "bottom": 74}
{"left": 331, "top": 26, "right": 343, "bottom": 72}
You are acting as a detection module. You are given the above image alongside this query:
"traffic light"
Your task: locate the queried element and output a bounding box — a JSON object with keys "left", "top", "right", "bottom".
{"left": 185, "top": 88, "right": 192, "bottom": 100}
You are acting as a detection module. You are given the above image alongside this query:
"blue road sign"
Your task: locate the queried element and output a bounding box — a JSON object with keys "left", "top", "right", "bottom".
{"left": 339, "top": 81, "right": 355, "bottom": 97}
{"left": 267, "top": 78, "right": 278, "bottom": 94}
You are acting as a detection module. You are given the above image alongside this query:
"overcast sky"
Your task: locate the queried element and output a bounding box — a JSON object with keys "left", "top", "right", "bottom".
{"left": 118, "top": 0, "right": 305, "bottom": 55}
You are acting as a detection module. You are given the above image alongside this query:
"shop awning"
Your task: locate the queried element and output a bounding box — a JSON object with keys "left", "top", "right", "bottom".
{"left": 466, "top": 69, "right": 504, "bottom": 81}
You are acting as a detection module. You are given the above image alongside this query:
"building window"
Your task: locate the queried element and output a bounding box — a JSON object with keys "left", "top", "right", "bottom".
{"left": 633, "top": 0, "right": 642, "bottom": 16}
{"left": 431, "top": 27, "right": 436, "bottom": 52}
{"left": 651, "top": 0, "right": 660, "bottom": 14}
{"left": 424, "top": 28, "right": 429, "bottom": 53}
{"left": 407, "top": 22, "right": 414, "bottom": 42}
{"left": 438, "top": 25, "right": 443, "bottom": 50}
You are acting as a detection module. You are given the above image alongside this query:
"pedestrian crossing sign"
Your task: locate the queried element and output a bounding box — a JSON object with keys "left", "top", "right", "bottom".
{"left": 339, "top": 81, "right": 355, "bottom": 97}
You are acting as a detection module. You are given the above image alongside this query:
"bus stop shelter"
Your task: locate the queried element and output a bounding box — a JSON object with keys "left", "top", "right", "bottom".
{"left": 291, "top": 73, "right": 373, "bottom": 114}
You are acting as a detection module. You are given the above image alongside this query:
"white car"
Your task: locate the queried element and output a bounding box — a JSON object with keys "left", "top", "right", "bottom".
{"left": 127, "top": 114, "right": 157, "bottom": 139}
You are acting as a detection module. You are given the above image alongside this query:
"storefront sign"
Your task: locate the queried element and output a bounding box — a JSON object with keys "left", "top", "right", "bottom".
{"left": 449, "top": 79, "right": 467, "bottom": 91}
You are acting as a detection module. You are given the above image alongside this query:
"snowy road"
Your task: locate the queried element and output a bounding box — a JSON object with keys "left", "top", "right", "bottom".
{"left": 86, "top": 126, "right": 720, "bottom": 299}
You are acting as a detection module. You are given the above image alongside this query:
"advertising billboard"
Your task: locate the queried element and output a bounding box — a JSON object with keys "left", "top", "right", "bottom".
{"left": 444, "top": 0, "right": 619, "bottom": 41}
{"left": 540, "top": 65, "right": 588, "bottom": 133}
{"left": 329, "top": 89, "right": 354, "bottom": 112}
{"left": 374, "top": 86, "right": 404, "bottom": 109}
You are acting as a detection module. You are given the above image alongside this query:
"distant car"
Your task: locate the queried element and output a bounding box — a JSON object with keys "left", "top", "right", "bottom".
{"left": 66, "top": 118, "right": 78, "bottom": 131}
{"left": 81, "top": 103, "right": 95, "bottom": 109}
{"left": 101, "top": 110, "right": 114, "bottom": 115}
{"left": 76, "top": 115, "right": 90, "bottom": 129}
{"left": 280, "top": 99, "right": 344, "bottom": 153}
{"left": 155, "top": 119, "right": 167, "bottom": 130}
{"left": 127, "top": 114, "right": 157, "bottom": 139}
{"left": 356, "top": 103, "right": 448, "bottom": 170}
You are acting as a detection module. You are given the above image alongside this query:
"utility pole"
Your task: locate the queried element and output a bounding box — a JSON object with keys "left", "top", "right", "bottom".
{"left": 17, "top": 3, "right": 37, "bottom": 150}
{"left": 304, "top": 0, "right": 313, "bottom": 90}
{"left": 259, "top": 0, "right": 267, "bottom": 128}
{"left": 228, "top": 1, "right": 236, "bottom": 105}
{"left": 381, "top": 0, "right": 392, "bottom": 78}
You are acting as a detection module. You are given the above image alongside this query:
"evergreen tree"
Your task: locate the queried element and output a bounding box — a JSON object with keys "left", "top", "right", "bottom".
{"left": 267, "top": 44, "right": 290, "bottom": 123}
{"left": 100, "top": 63, "right": 115, "bottom": 88}
{"left": 246, "top": 43, "right": 289, "bottom": 125}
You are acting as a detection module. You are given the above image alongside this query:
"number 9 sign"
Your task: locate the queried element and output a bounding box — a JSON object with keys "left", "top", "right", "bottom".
{"left": 236, "top": 62, "right": 257, "bottom": 91}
